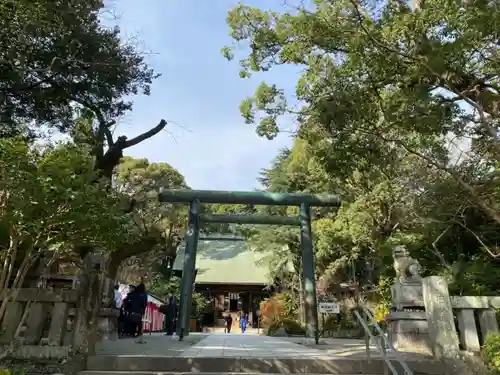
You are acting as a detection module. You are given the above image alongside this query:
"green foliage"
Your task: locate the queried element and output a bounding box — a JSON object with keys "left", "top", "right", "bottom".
{"left": 320, "top": 315, "right": 340, "bottom": 336}
{"left": 0, "top": 0, "right": 157, "bottom": 137}
{"left": 482, "top": 333, "right": 500, "bottom": 375}
{"left": 223, "top": 0, "right": 500, "bottom": 301}
{"left": 148, "top": 275, "right": 209, "bottom": 320}
{"left": 112, "top": 157, "right": 189, "bottom": 281}
{"left": 191, "top": 293, "right": 210, "bottom": 319}
{"left": 267, "top": 318, "right": 306, "bottom": 337}
{"left": 0, "top": 138, "right": 129, "bottom": 326}
{"left": 376, "top": 276, "right": 394, "bottom": 305}
{"left": 275, "top": 292, "right": 297, "bottom": 318}
{"left": 0, "top": 366, "right": 24, "bottom": 375}
{"left": 0, "top": 138, "right": 126, "bottom": 252}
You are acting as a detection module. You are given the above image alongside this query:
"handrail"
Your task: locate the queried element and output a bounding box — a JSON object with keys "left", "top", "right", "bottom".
{"left": 352, "top": 304, "right": 414, "bottom": 375}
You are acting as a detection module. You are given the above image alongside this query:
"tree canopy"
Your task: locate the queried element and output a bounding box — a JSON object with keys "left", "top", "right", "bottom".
{"left": 222, "top": 0, "right": 500, "bottom": 298}
{"left": 1, "top": 0, "right": 156, "bottom": 137}
{"left": 2, "top": 0, "right": 500, "bottom": 337}
{"left": 112, "top": 157, "right": 189, "bottom": 281}
{"left": 0, "top": 0, "right": 180, "bottom": 308}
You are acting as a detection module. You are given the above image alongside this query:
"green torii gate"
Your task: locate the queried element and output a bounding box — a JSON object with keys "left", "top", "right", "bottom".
{"left": 158, "top": 189, "right": 340, "bottom": 343}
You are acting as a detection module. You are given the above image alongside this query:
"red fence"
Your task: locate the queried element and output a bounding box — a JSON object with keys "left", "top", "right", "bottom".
{"left": 143, "top": 301, "right": 164, "bottom": 332}
{"left": 119, "top": 284, "right": 165, "bottom": 333}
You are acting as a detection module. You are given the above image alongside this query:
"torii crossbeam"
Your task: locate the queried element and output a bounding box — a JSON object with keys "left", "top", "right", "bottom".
{"left": 158, "top": 189, "right": 340, "bottom": 344}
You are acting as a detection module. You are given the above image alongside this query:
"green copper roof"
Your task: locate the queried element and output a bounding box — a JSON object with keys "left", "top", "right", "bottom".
{"left": 172, "top": 236, "right": 271, "bottom": 285}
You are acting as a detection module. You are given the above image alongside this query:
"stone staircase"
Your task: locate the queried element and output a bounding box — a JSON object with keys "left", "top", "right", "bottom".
{"left": 82, "top": 333, "right": 448, "bottom": 375}
{"left": 79, "top": 355, "right": 447, "bottom": 375}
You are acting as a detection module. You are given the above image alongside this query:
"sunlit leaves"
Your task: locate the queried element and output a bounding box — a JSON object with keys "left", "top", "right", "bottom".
{"left": 0, "top": 139, "right": 127, "bottom": 253}
{"left": 113, "top": 157, "right": 189, "bottom": 277}
{"left": 223, "top": 0, "right": 500, "bottom": 297}
{"left": 1, "top": 0, "right": 158, "bottom": 136}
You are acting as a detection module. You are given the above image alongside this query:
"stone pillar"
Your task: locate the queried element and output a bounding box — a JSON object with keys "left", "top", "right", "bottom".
{"left": 98, "top": 308, "right": 120, "bottom": 340}
{"left": 456, "top": 309, "right": 480, "bottom": 352}
{"left": 72, "top": 253, "right": 105, "bottom": 354}
{"left": 422, "top": 276, "right": 459, "bottom": 359}
{"left": 478, "top": 309, "right": 499, "bottom": 342}
{"left": 100, "top": 277, "right": 118, "bottom": 340}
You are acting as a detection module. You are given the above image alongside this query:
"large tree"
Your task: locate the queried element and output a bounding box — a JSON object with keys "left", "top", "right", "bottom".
{"left": 0, "top": 138, "right": 126, "bottom": 323}
{"left": 1, "top": 0, "right": 154, "bottom": 133}
{"left": 222, "top": 0, "right": 500, "bottom": 227}
{"left": 1, "top": 0, "right": 168, "bottom": 180}
{"left": 109, "top": 157, "right": 189, "bottom": 280}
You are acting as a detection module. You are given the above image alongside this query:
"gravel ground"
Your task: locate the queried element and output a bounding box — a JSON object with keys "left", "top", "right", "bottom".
{"left": 95, "top": 332, "right": 208, "bottom": 356}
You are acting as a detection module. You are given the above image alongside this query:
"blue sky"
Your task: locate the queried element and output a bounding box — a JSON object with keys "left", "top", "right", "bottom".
{"left": 109, "top": 0, "right": 301, "bottom": 190}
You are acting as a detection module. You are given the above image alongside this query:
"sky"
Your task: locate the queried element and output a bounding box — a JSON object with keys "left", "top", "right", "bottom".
{"left": 107, "top": 0, "right": 301, "bottom": 191}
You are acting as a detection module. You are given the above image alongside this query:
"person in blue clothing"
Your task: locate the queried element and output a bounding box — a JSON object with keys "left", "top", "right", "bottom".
{"left": 239, "top": 313, "right": 247, "bottom": 333}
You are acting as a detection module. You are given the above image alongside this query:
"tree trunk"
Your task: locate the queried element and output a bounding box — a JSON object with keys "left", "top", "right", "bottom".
{"left": 107, "top": 254, "right": 122, "bottom": 280}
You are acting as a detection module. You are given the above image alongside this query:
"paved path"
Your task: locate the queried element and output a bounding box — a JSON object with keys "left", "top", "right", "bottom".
{"left": 95, "top": 333, "right": 207, "bottom": 356}
{"left": 180, "top": 332, "right": 329, "bottom": 358}
{"left": 94, "top": 332, "right": 432, "bottom": 361}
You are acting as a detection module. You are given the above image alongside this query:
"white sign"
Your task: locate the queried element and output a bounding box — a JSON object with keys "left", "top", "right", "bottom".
{"left": 318, "top": 301, "right": 340, "bottom": 314}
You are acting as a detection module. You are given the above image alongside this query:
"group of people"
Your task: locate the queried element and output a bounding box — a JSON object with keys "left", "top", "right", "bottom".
{"left": 114, "top": 283, "right": 148, "bottom": 342}
{"left": 114, "top": 283, "right": 252, "bottom": 338}
{"left": 224, "top": 312, "right": 248, "bottom": 334}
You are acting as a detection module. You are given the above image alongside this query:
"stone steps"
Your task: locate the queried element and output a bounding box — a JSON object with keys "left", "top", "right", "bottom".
{"left": 84, "top": 355, "right": 446, "bottom": 374}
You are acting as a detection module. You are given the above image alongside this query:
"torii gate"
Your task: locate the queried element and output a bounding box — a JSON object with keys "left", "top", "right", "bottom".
{"left": 158, "top": 189, "right": 340, "bottom": 343}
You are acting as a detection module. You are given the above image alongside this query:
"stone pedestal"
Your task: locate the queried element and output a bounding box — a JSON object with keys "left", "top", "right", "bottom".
{"left": 391, "top": 281, "right": 424, "bottom": 310}
{"left": 98, "top": 308, "right": 120, "bottom": 341}
{"left": 385, "top": 311, "right": 432, "bottom": 355}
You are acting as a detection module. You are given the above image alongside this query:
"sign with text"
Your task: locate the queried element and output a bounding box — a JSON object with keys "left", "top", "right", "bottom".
{"left": 318, "top": 301, "right": 340, "bottom": 314}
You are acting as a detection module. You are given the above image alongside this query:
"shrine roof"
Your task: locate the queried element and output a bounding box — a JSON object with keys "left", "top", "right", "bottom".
{"left": 172, "top": 235, "right": 272, "bottom": 285}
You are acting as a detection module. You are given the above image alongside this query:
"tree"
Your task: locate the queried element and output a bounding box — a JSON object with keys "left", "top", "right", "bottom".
{"left": 2, "top": 0, "right": 169, "bottom": 186}
{"left": 222, "top": 0, "right": 500, "bottom": 228}
{"left": 0, "top": 0, "right": 157, "bottom": 137}
{"left": 148, "top": 274, "right": 209, "bottom": 319}
{"left": 0, "top": 138, "right": 126, "bottom": 326}
{"left": 109, "top": 157, "right": 189, "bottom": 280}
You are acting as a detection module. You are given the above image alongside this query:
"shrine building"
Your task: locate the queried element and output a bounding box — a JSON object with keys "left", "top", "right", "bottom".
{"left": 172, "top": 235, "right": 274, "bottom": 328}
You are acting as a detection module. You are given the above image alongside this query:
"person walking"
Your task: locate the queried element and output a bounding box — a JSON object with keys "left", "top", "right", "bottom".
{"left": 239, "top": 313, "right": 247, "bottom": 334}
{"left": 224, "top": 314, "right": 233, "bottom": 333}
{"left": 160, "top": 293, "right": 177, "bottom": 336}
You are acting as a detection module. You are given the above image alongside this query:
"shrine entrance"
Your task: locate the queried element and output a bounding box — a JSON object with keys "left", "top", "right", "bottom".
{"left": 158, "top": 189, "right": 340, "bottom": 343}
